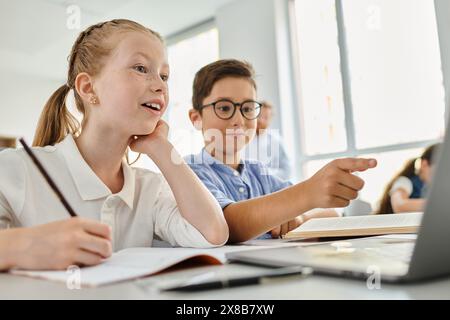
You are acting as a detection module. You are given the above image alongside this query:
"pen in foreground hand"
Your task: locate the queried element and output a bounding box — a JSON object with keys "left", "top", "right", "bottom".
{"left": 19, "top": 138, "right": 78, "bottom": 217}
{"left": 161, "top": 266, "right": 313, "bottom": 292}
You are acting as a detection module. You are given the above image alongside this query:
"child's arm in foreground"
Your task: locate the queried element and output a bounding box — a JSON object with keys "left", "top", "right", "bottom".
{"left": 131, "top": 121, "right": 228, "bottom": 245}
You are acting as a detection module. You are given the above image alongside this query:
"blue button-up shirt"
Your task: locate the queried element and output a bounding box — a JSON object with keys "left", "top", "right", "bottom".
{"left": 185, "top": 149, "right": 292, "bottom": 239}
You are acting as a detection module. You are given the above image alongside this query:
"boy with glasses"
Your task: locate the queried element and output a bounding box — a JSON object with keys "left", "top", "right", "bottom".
{"left": 185, "top": 59, "right": 377, "bottom": 242}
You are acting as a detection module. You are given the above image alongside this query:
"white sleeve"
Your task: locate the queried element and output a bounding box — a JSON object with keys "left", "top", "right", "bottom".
{"left": 0, "top": 150, "right": 26, "bottom": 229}
{"left": 152, "top": 177, "right": 220, "bottom": 248}
{"left": 390, "top": 176, "right": 413, "bottom": 196}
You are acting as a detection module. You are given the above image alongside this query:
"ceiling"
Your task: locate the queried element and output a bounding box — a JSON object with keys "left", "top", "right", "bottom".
{"left": 0, "top": 0, "right": 234, "bottom": 80}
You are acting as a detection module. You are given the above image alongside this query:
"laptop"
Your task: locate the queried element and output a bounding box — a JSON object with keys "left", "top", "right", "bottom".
{"left": 227, "top": 129, "right": 450, "bottom": 283}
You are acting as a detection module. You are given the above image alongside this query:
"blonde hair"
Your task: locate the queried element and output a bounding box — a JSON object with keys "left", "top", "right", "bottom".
{"left": 33, "top": 19, "right": 163, "bottom": 148}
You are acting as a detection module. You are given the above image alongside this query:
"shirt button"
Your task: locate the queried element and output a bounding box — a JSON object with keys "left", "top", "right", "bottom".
{"left": 239, "top": 187, "right": 245, "bottom": 193}
{"left": 233, "top": 171, "right": 239, "bottom": 176}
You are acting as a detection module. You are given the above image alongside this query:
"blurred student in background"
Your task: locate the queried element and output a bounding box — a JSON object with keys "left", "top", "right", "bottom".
{"left": 376, "top": 143, "right": 441, "bottom": 214}
{"left": 246, "top": 101, "right": 292, "bottom": 181}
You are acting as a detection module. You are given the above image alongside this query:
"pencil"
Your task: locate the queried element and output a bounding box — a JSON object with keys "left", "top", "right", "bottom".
{"left": 19, "top": 138, "right": 78, "bottom": 217}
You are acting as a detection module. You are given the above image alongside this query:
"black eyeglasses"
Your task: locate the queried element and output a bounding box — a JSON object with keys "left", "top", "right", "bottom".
{"left": 200, "top": 99, "right": 262, "bottom": 120}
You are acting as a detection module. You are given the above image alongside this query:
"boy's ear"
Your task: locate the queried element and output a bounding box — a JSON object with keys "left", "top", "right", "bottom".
{"left": 75, "top": 72, "right": 97, "bottom": 103}
{"left": 189, "top": 108, "right": 203, "bottom": 131}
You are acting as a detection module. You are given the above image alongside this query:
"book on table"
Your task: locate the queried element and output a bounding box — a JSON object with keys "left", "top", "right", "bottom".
{"left": 283, "top": 212, "right": 423, "bottom": 239}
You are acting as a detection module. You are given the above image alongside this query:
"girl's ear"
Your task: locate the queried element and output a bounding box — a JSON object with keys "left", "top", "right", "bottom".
{"left": 189, "top": 109, "right": 203, "bottom": 130}
{"left": 75, "top": 72, "right": 97, "bottom": 104}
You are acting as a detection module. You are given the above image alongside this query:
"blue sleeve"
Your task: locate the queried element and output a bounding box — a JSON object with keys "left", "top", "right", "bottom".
{"left": 188, "top": 165, "right": 235, "bottom": 210}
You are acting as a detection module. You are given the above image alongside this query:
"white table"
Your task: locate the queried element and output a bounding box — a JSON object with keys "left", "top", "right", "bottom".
{"left": 2, "top": 262, "right": 450, "bottom": 300}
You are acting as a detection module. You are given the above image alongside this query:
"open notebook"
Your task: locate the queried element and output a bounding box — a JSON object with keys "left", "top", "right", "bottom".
{"left": 10, "top": 245, "right": 298, "bottom": 287}
{"left": 283, "top": 212, "right": 423, "bottom": 239}
{"left": 11, "top": 247, "right": 228, "bottom": 287}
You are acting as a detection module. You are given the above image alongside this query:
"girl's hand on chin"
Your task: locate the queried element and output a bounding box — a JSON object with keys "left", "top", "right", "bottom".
{"left": 129, "top": 120, "right": 170, "bottom": 155}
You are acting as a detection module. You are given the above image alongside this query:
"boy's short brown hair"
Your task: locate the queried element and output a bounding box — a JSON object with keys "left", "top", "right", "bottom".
{"left": 192, "top": 59, "right": 257, "bottom": 112}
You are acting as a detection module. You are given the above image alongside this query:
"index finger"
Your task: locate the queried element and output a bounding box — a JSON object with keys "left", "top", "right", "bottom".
{"left": 334, "top": 158, "right": 377, "bottom": 172}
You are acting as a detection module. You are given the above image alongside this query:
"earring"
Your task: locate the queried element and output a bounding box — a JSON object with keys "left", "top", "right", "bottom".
{"left": 90, "top": 96, "right": 98, "bottom": 105}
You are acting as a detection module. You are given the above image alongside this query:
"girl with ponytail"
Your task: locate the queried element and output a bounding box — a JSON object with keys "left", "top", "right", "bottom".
{"left": 0, "top": 19, "right": 228, "bottom": 271}
{"left": 375, "top": 143, "right": 441, "bottom": 214}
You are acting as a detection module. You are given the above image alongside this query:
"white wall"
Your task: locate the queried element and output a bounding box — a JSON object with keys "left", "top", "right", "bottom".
{"left": 0, "top": 70, "right": 60, "bottom": 143}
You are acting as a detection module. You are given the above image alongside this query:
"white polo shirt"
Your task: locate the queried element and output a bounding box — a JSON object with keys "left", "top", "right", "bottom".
{"left": 0, "top": 135, "right": 215, "bottom": 251}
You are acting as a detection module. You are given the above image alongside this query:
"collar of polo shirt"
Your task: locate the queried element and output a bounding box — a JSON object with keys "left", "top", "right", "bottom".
{"left": 58, "top": 135, "right": 135, "bottom": 209}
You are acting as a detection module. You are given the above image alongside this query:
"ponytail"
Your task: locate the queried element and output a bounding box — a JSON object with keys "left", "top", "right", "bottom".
{"left": 33, "top": 85, "right": 80, "bottom": 147}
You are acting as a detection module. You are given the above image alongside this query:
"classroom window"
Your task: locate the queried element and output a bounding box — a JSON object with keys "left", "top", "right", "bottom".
{"left": 342, "top": 0, "right": 445, "bottom": 149}
{"left": 294, "top": 0, "right": 347, "bottom": 156}
{"left": 292, "top": 0, "right": 445, "bottom": 209}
